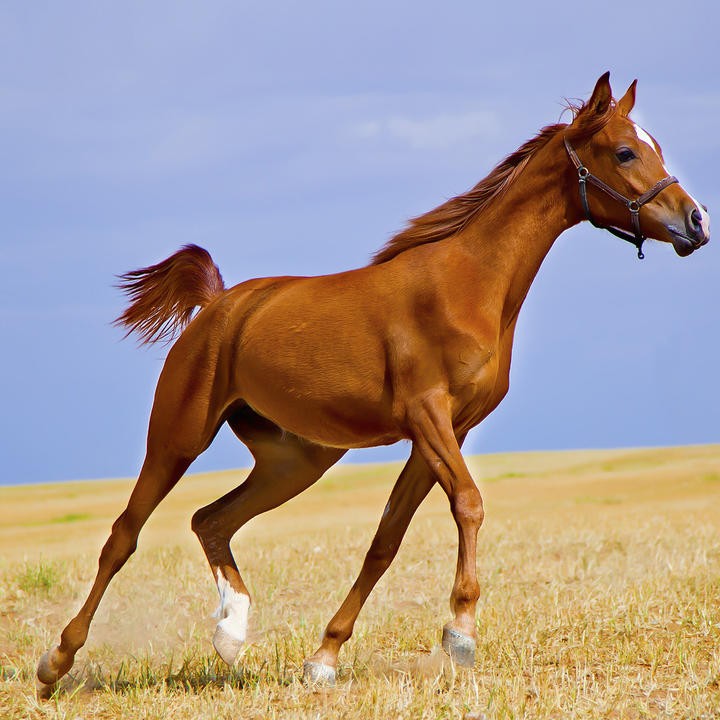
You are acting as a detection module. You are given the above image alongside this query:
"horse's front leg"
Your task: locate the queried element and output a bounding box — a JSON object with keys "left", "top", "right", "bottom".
{"left": 303, "top": 446, "right": 440, "bottom": 684}
{"left": 407, "top": 390, "right": 484, "bottom": 666}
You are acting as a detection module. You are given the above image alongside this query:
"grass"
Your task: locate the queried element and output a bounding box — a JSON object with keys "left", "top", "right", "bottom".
{"left": 48, "top": 513, "right": 92, "bottom": 524}
{"left": 1, "top": 444, "right": 719, "bottom": 718}
{"left": 14, "top": 560, "right": 63, "bottom": 595}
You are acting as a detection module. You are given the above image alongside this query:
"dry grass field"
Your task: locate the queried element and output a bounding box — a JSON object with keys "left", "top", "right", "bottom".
{"left": 1, "top": 444, "right": 719, "bottom": 719}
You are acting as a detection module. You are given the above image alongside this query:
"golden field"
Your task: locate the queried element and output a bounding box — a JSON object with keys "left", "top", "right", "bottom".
{"left": 1, "top": 444, "right": 719, "bottom": 719}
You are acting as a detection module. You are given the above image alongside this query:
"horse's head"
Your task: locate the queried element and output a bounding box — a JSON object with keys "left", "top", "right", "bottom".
{"left": 565, "top": 72, "right": 710, "bottom": 257}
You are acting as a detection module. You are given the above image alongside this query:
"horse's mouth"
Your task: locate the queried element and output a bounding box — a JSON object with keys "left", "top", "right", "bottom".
{"left": 668, "top": 227, "right": 709, "bottom": 257}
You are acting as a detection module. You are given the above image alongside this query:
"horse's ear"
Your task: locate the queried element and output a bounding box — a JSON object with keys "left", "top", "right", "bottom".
{"left": 587, "top": 71, "right": 612, "bottom": 115}
{"left": 617, "top": 79, "right": 637, "bottom": 117}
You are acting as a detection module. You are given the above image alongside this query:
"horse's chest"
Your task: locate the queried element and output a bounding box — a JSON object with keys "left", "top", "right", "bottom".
{"left": 447, "top": 343, "right": 499, "bottom": 399}
{"left": 446, "top": 339, "right": 510, "bottom": 425}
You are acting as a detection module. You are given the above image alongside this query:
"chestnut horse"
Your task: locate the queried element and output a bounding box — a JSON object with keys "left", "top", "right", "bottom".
{"left": 37, "top": 73, "right": 709, "bottom": 693}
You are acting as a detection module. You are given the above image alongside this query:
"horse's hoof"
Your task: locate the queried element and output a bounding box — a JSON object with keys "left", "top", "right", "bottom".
{"left": 302, "top": 660, "right": 336, "bottom": 687}
{"left": 35, "top": 677, "right": 56, "bottom": 700}
{"left": 212, "top": 625, "right": 244, "bottom": 667}
{"left": 37, "top": 648, "right": 71, "bottom": 686}
{"left": 441, "top": 626, "right": 476, "bottom": 667}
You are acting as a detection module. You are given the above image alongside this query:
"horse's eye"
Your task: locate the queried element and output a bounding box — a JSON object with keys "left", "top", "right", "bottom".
{"left": 615, "top": 148, "right": 636, "bottom": 163}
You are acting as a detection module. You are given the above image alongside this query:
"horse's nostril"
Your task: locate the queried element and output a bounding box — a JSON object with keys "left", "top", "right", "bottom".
{"left": 690, "top": 208, "right": 703, "bottom": 232}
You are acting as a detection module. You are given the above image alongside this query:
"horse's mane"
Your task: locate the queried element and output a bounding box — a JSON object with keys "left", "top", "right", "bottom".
{"left": 371, "top": 98, "right": 616, "bottom": 265}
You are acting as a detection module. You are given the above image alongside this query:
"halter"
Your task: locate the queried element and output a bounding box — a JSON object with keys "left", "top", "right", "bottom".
{"left": 564, "top": 136, "right": 678, "bottom": 259}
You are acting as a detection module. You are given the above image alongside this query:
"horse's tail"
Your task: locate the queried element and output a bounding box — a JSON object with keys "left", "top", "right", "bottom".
{"left": 114, "top": 244, "right": 225, "bottom": 345}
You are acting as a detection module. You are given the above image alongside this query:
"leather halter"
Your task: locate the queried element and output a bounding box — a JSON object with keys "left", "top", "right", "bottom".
{"left": 564, "top": 136, "right": 678, "bottom": 259}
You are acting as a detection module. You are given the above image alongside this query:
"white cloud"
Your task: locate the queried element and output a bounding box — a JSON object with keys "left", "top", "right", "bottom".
{"left": 347, "top": 109, "right": 500, "bottom": 150}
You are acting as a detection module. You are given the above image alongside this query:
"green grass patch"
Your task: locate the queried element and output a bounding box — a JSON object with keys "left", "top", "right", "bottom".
{"left": 15, "top": 560, "right": 62, "bottom": 595}
{"left": 50, "top": 512, "right": 92, "bottom": 524}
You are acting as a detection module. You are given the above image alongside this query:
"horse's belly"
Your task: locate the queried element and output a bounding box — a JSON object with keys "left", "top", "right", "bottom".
{"left": 244, "top": 386, "right": 402, "bottom": 449}
{"left": 234, "top": 342, "right": 399, "bottom": 448}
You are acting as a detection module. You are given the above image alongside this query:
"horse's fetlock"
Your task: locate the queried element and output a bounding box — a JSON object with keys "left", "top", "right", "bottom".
{"left": 60, "top": 619, "right": 88, "bottom": 651}
{"left": 324, "top": 625, "right": 352, "bottom": 645}
{"left": 454, "top": 578, "right": 481, "bottom": 605}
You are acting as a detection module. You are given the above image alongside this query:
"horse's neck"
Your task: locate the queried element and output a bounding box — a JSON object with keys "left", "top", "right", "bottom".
{"left": 456, "top": 143, "right": 577, "bottom": 329}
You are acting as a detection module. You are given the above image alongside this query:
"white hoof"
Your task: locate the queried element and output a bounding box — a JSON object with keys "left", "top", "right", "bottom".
{"left": 211, "top": 572, "right": 250, "bottom": 667}
{"left": 302, "top": 660, "right": 336, "bottom": 687}
{"left": 441, "top": 626, "right": 476, "bottom": 667}
{"left": 212, "top": 623, "right": 244, "bottom": 666}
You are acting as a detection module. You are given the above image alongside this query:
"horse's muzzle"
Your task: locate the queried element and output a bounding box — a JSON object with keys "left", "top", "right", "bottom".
{"left": 669, "top": 227, "right": 709, "bottom": 256}
{"left": 667, "top": 205, "right": 710, "bottom": 256}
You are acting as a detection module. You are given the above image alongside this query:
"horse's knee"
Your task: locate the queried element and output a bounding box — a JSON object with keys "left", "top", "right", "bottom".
{"left": 364, "top": 542, "right": 399, "bottom": 575}
{"left": 452, "top": 486, "right": 484, "bottom": 530}
{"left": 99, "top": 511, "right": 140, "bottom": 571}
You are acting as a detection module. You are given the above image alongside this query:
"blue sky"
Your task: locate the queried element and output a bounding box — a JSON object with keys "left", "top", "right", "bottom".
{"left": 1, "top": 2, "right": 718, "bottom": 485}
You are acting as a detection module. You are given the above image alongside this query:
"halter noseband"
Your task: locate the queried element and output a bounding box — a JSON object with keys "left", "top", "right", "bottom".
{"left": 564, "top": 136, "right": 678, "bottom": 259}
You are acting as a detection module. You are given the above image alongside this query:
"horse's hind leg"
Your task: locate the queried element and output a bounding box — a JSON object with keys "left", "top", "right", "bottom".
{"left": 303, "top": 447, "right": 438, "bottom": 685}
{"left": 191, "top": 407, "right": 345, "bottom": 667}
{"left": 36, "top": 451, "right": 191, "bottom": 695}
{"left": 36, "top": 346, "right": 228, "bottom": 695}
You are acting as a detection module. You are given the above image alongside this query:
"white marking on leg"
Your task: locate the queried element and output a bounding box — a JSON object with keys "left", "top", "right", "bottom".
{"left": 214, "top": 568, "right": 251, "bottom": 643}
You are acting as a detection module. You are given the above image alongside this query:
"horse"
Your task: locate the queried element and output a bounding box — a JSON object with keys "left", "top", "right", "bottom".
{"left": 37, "top": 72, "right": 710, "bottom": 694}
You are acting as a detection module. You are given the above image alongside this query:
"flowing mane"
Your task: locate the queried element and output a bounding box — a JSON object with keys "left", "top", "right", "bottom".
{"left": 371, "top": 99, "right": 615, "bottom": 265}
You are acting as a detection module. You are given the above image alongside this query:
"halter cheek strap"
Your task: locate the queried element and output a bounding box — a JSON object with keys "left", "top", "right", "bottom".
{"left": 564, "top": 137, "right": 678, "bottom": 259}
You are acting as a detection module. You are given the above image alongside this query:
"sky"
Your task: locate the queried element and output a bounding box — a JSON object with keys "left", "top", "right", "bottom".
{"left": 1, "top": 1, "right": 718, "bottom": 486}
